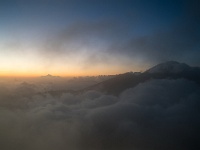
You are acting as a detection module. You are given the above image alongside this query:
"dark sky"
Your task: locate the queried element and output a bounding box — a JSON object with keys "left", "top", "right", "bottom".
{"left": 0, "top": 0, "right": 199, "bottom": 76}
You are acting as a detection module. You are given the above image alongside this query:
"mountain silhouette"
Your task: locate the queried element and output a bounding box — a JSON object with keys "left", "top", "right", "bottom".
{"left": 146, "top": 61, "right": 190, "bottom": 74}
{"left": 81, "top": 61, "right": 200, "bottom": 95}
{"left": 44, "top": 61, "right": 200, "bottom": 96}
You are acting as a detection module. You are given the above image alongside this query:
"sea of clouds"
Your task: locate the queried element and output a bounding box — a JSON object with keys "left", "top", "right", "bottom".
{"left": 0, "top": 78, "right": 200, "bottom": 150}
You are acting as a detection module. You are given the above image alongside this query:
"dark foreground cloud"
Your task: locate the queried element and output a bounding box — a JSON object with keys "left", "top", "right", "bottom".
{"left": 0, "top": 78, "right": 200, "bottom": 150}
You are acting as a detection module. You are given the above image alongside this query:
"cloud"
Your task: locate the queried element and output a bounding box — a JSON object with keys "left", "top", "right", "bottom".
{"left": 108, "top": 0, "right": 200, "bottom": 66}
{"left": 42, "top": 21, "right": 115, "bottom": 53}
{"left": 36, "top": 0, "right": 200, "bottom": 70}
{"left": 2, "top": 0, "right": 200, "bottom": 72}
{"left": 120, "top": 25, "right": 200, "bottom": 65}
{"left": 0, "top": 78, "right": 200, "bottom": 150}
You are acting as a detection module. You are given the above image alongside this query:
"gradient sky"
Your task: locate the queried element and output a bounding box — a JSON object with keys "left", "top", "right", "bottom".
{"left": 0, "top": 0, "right": 200, "bottom": 76}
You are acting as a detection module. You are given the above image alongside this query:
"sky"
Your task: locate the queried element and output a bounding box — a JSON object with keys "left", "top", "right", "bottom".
{"left": 0, "top": 0, "right": 200, "bottom": 76}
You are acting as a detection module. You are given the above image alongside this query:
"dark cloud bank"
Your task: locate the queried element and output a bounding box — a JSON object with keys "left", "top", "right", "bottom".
{"left": 0, "top": 77, "right": 200, "bottom": 150}
{"left": 38, "top": 0, "right": 200, "bottom": 67}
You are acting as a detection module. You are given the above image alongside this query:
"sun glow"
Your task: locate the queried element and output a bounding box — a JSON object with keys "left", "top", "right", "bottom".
{"left": 0, "top": 47, "right": 144, "bottom": 77}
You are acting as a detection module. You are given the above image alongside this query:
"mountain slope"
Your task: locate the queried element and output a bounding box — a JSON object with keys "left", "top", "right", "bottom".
{"left": 81, "top": 61, "right": 200, "bottom": 95}
{"left": 145, "top": 61, "right": 191, "bottom": 74}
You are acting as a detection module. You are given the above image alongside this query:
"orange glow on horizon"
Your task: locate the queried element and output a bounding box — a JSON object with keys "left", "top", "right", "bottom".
{"left": 0, "top": 48, "right": 147, "bottom": 77}
{"left": 0, "top": 71, "right": 124, "bottom": 77}
{"left": 0, "top": 66, "right": 144, "bottom": 77}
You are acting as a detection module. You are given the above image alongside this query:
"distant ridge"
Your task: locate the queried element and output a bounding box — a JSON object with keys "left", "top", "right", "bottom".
{"left": 80, "top": 61, "right": 200, "bottom": 95}
{"left": 41, "top": 74, "right": 60, "bottom": 78}
{"left": 44, "top": 61, "right": 200, "bottom": 96}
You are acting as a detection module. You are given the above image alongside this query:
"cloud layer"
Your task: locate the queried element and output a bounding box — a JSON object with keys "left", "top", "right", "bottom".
{"left": 0, "top": 78, "right": 199, "bottom": 150}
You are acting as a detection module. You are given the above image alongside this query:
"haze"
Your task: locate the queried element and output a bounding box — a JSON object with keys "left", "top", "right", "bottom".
{"left": 1, "top": 0, "right": 199, "bottom": 76}
{"left": 0, "top": 0, "right": 200, "bottom": 150}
